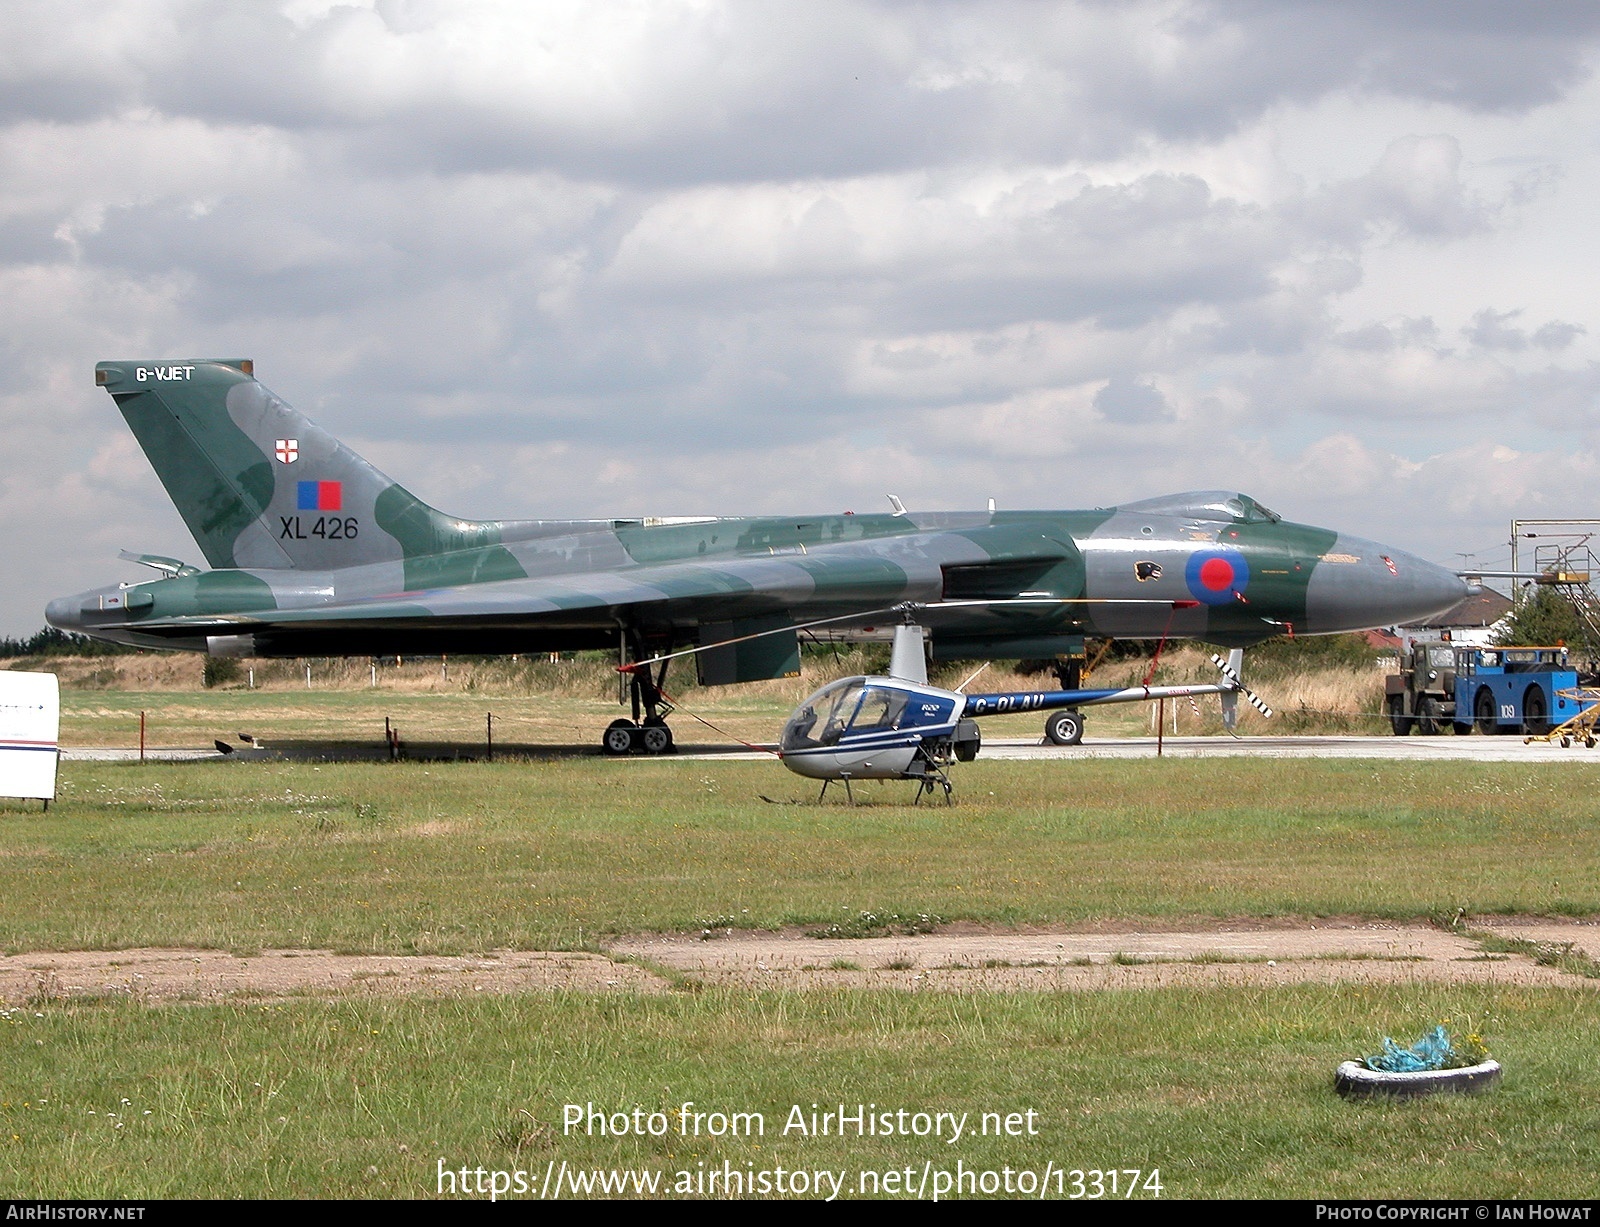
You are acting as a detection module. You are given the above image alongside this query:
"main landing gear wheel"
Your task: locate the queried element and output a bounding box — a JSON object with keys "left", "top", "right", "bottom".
{"left": 602, "top": 719, "right": 637, "bottom": 755}
{"left": 610, "top": 631, "right": 677, "bottom": 755}
{"left": 1044, "top": 709, "right": 1084, "bottom": 746}
{"left": 640, "top": 716, "right": 674, "bottom": 755}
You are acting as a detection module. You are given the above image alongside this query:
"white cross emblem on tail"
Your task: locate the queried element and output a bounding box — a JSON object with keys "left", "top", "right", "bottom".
{"left": 275, "top": 439, "right": 299, "bottom": 464}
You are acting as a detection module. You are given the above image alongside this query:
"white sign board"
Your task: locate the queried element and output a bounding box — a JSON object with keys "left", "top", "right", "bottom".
{"left": 0, "top": 671, "right": 60, "bottom": 801}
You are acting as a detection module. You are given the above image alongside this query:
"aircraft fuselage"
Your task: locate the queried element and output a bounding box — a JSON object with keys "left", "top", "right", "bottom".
{"left": 49, "top": 496, "right": 1463, "bottom": 656}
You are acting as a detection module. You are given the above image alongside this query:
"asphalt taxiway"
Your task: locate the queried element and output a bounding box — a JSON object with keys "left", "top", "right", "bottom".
{"left": 57, "top": 733, "right": 1599, "bottom": 764}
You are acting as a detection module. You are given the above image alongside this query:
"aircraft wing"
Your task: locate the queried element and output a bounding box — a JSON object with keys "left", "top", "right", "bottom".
{"left": 120, "top": 546, "right": 955, "bottom": 638}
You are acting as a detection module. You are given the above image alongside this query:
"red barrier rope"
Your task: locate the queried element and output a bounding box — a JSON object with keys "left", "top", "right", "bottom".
{"left": 657, "top": 686, "right": 783, "bottom": 757}
{"left": 1141, "top": 606, "right": 1179, "bottom": 688}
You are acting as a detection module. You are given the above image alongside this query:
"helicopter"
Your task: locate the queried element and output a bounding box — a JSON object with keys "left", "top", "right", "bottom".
{"left": 774, "top": 622, "right": 1268, "bottom": 802}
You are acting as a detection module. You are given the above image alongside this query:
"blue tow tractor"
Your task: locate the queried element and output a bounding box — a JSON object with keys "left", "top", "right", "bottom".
{"left": 1386, "top": 644, "right": 1600, "bottom": 740}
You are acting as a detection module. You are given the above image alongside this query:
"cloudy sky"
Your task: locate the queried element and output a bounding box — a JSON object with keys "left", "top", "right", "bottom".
{"left": 5, "top": 0, "right": 1600, "bottom": 634}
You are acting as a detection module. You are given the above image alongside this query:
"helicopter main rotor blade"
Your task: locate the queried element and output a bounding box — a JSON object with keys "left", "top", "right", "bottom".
{"left": 622, "top": 597, "right": 1203, "bottom": 673}
{"left": 621, "top": 606, "right": 904, "bottom": 672}
{"left": 921, "top": 598, "right": 1201, "bottom": 610}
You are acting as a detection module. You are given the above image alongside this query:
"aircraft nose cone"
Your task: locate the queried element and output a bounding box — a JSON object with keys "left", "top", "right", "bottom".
{"left": 45, "top": 596, "right": 82, "bottom": 631}
{"left": 1305, "top": 537, "right": 1467, "bottom": 634}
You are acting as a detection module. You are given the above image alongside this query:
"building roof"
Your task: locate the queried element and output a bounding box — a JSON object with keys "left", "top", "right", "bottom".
{"left": 1401, "top": 587, "right": 1513, "bottom": 631}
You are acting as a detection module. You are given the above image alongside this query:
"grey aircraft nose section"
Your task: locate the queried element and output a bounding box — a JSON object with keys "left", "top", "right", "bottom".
{"left": 44, "top": 596, "right": 80, "bottom": 631}
{"left": 1305, "top": 537, "right": 1467, "bottom": 633}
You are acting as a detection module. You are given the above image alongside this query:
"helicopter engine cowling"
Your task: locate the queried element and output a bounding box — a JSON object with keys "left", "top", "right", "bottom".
{"left": 952, "top": 719, "right": 981, "bottom": 762}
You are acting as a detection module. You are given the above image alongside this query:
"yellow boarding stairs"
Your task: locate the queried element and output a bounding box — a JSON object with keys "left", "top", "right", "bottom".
{"left": 1525, "top": 687, "right": 1600, "bottom": 748}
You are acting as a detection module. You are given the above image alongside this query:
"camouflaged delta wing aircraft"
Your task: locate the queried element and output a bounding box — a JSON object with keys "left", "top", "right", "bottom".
{"left": 48, "top": 359, "right": 1468, "bottom": 754}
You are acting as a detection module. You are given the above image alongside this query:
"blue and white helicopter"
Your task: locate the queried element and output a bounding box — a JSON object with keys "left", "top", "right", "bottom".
{"left": 776, "top": 623, "right": 1266, "bottom": 802}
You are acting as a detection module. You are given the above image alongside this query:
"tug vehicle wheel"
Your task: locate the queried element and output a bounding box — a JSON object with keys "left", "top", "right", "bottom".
{"left": 1474, "top": 689, "right": 1498, "bottom": 737}
{"left": 1387, "top": 695, "right": 1413, "bottom": 736}
{"left": 1416, "top": 695, "right": 1443, "bottom": 736}
{"left": 1522, "top": 687, "right": 1551, "bottom": 737}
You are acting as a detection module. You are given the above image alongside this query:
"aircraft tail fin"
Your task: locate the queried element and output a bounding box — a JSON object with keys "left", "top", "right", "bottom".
{"left": 95, "top": 360, "right": 502, "bottom": 572}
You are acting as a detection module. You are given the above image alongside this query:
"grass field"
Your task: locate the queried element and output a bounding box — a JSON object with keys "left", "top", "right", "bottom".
{"left": 2, "top": 758, "right": 1598, "bottom": 951}
{"left": 1, "top": 677, "right": 1597, "bottom": 1199}
{"left": 2, "top": 986, "right": 1597, "bottom": 1200}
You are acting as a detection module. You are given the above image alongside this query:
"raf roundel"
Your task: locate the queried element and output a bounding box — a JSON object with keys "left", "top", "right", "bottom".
{"left": 1184, "top": 547, "right": 1250, "bottom": 606}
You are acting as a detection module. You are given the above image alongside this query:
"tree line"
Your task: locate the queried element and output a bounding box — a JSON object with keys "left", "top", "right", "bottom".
{"left": 0, "top": 628, "right": 138, "bottom": 658}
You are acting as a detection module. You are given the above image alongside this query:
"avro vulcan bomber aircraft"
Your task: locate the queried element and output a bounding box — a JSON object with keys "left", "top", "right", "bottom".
{"left": 48, "top": 360, "right": 1468, "bottom": 752}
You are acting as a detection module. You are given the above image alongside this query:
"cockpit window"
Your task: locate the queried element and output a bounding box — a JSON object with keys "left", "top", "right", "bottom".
{"left": 781, "top": 678, "right": 865, "bottom": 751}
{"left": 1120, "top": 490, "right": 1282, "bottom": 524}
{"left": 1236, "top": 495, "right": 1281, "bottom": 524}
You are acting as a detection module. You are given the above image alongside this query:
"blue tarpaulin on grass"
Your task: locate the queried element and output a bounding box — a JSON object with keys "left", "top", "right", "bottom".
{"left": 1365, "top": 1025, "right": 1455, "bottom": 1073}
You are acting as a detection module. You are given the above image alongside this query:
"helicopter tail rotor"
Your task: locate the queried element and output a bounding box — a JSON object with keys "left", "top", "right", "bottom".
{"left": 1211, "top": 650, "right": 1273, "bottom": 732}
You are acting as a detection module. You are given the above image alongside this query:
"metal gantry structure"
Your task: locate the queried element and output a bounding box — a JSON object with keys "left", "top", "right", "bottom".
{"left": 1509, "top": 518, "right": 1600, "bottom": 649}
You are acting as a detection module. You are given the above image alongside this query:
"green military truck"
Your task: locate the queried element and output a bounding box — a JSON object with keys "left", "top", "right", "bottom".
{"left": 1385, "top": 640, "right": 1462, "bottom": 735}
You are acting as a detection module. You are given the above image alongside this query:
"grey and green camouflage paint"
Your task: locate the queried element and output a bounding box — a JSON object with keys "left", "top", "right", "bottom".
{"left": 48, "top": 360, "right": 1467, "bottom": 671}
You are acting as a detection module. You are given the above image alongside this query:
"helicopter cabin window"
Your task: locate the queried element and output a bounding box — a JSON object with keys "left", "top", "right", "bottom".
{"left": 849, "top": 685, "right": 912, "bottom": 732}
{"left": 780, "top": 678, "right": 868, "bottom": 750}
{"left": 779, "top": 679, "right": 954, "bottom": 752}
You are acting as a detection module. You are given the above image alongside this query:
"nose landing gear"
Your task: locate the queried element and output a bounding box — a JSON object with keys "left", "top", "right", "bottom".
{"left": 1045, "top": 657, "right": 1086, "bottom": 746}
{"left": 1044, "top": 708, "right": 1085, "bottom": 746}
{"left": 639, "top": 716, "right": 674, "bottom": 754}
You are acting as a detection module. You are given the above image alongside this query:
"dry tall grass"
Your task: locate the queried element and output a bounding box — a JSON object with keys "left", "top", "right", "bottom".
{"left": 1093, "top": 644, "right": 1388, "bottom": 734}
{"left": 5, "top": 639, "right": 1393, "bottom": 735}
